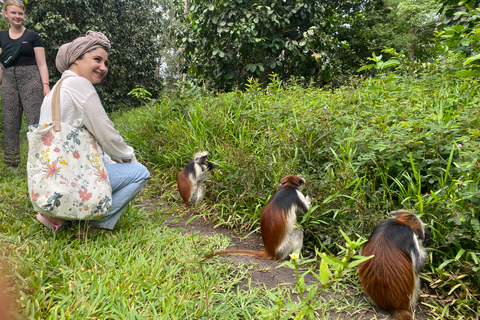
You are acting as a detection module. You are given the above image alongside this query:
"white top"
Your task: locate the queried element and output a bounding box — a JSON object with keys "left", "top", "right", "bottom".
{"left": 39, "top": 70, "right": 137, "bottom": 163}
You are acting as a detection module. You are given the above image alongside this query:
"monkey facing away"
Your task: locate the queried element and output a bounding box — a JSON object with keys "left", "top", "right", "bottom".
{"left": 205, "top": 175, "right": 311, "bottom": 261}
{"left": 358, "top": 210, "right": 429, "bottom": 320}
{"left": 177, "top": 151, "right": 215, "bottom": 206}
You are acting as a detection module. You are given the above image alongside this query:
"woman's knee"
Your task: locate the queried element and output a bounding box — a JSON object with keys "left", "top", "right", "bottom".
{"left": 105, "top": 163, "right": 150, "bottom": 191}
{"left": 133, "top": 163, "right": 150, "bottom": 181}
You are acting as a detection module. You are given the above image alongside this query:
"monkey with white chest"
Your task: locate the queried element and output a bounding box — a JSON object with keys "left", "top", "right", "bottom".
{"left": 358, "top": 210, "right": 429, "bottom": 320}
{"left": 205, "top": 175, "right": 311, "bottom": 261}
{"left": 177, "top": 151, "right": 216, "bottom": 206}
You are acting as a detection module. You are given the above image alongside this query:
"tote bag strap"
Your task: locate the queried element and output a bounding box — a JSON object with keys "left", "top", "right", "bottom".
{"left": 52, "top": 76, "right": 72, "bottom": 132}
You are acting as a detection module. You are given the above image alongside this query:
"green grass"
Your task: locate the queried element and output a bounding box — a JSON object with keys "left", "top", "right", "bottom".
{"left": 113, "top": 71, "right": 479, "bottom": 318}
{"left": 0, "top": 149, "right": 343, "bottom": 319}
{"left": 0, "top": 172, "right": 267, "bottom": 319}
{"left": 0, "top": 166, "right": 360, "bottom": 319}
{"left": 0, "top": 147, "right": 268, "bottom": 319}
{"left": 1, "top": 59, "right": 480, "bottom": 318}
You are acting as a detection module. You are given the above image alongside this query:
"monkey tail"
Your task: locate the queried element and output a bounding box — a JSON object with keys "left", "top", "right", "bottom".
{"left": 391, "top": 310, "right": 413, "bottom": 320}
{"left": 204, "top": 250, "right": 273, "bottom": 261}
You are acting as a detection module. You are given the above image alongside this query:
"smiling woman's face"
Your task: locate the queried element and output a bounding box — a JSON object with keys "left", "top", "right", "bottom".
{"left": 3, "top": 4, "right": 25, "bottom": 28}
{"left": 70, "top": 48, "right": 109, "bottom": 84}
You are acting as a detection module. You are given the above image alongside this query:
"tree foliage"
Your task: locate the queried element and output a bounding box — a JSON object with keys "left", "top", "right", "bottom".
{"left": 361, "top": 0, "right": 440, "bottom": 61}
{"left": 183, "top": 0, "right": 342, "bottom": 91}
{"left": 182, "top": 0, "right": 441, "bottom": 90}
{"left": 23, "top": 0, "right": 163, "bottom": 110}
{"left": 438, "top": 0, "right": 478, "bottom": 27}
{"left": 333, "top": 0, "right": 394, "bottom": 79}
{"left": 436, "top": 0, "right": 480, "bottom": 53}
{"left": 157, "top": 0, "right": 189, "bottom": 83}
{"left": 433, "top": 0, "right": 480, "bottom": 76}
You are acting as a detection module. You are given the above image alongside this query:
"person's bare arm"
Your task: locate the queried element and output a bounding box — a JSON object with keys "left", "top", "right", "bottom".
{"left": 34, "top": 47, "right": 50, "bottom": 95}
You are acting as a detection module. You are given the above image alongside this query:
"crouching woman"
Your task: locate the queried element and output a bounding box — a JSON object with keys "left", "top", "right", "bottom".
{"left": 35, "top": 31, "right": 150, "bottom": 231}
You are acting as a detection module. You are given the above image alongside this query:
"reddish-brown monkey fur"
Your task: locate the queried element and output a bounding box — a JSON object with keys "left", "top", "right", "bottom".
{"left": 358, "top": 210, "right": 428, "bottom": 320}
{"left": 177, "top": 151, "right": 215, "bottom": 206}
{"left": 205, "top": 175, "right": 311, "bottom": 261}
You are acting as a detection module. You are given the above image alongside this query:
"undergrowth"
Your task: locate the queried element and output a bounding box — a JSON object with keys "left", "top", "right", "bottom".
{"left": 0, "top": 55, "right": 479, "bottom": 318}
{"left": 114, "top": 68, "right": 480, "bottom": 318}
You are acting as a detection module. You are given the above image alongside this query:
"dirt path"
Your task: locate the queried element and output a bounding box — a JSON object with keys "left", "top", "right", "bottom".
{"left": 163, "top": 209, "right": 432, "bottom": 320}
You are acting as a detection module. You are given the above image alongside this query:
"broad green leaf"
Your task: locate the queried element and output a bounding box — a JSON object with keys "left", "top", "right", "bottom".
{"left": 319, "top": 253, "right": 343, "bottom": 269}
{"left": 464, "top": 54, "right": 480, "bottom": 65}
{"left": 454, "top": 70, "right": 480, "bottom": 76}
{"left": 357, "top": 64, "right": 374, "bottom": 72}
{"left": 319, "top": 259, "right": 330, "bottom": 286}
{"left": 471, "top": 218, "right": 480, "bottom": 232}
{"left": 459, "top": 38, "right": 471, "bottom": 46}
{"left": 246, "top": 64, "right": 257, "bottom": 72}
{"left": 379, "top": 59, "right": 400, "bottom": 70}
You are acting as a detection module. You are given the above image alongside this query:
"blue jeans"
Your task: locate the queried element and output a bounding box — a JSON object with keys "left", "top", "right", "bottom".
{"left": 88, "top": 163, "right": 150, "bottom": 230}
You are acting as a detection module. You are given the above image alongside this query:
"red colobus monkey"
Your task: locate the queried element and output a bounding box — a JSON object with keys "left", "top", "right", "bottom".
{"left": 177, "top": 151, "right": 215, "bottom": 206}
{"left": 358, "top": 210, "right": 429, "bottom": 320}
{"left": 205, "top": 175, "right": 311, "bottom": 261}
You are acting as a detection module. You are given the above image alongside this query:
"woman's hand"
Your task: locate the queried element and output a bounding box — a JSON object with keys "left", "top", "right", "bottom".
{"left": 43, "top": 84, "right": 50, "bottom": 96}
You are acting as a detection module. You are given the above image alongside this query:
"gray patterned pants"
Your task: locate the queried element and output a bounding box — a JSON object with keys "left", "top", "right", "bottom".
{"left": 1, "top": 65, "right": 43, "bottom": 166}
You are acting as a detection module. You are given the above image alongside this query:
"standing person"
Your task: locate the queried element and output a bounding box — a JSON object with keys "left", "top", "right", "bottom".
{"left": 35, "top": 30, "right": 150, "bottom": 232}
{"left": 0, "top": 0, "right": 50, "bottom": 167}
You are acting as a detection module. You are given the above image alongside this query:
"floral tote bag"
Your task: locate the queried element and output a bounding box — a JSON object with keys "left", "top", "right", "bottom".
{"left": 26, "top": 77, "right": 112, "bottom": 220}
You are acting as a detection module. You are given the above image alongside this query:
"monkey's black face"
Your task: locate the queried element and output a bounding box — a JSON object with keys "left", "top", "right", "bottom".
{"left": 295, "top": 177, "right": 306, "bottom": 191}
{"left": 194, "top": 155, "right": 208, "bottom": 164}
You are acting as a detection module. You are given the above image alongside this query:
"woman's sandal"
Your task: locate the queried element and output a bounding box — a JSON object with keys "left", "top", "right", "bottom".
{"left": 36, "top": 214, "right": 72, "bottom": 231}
